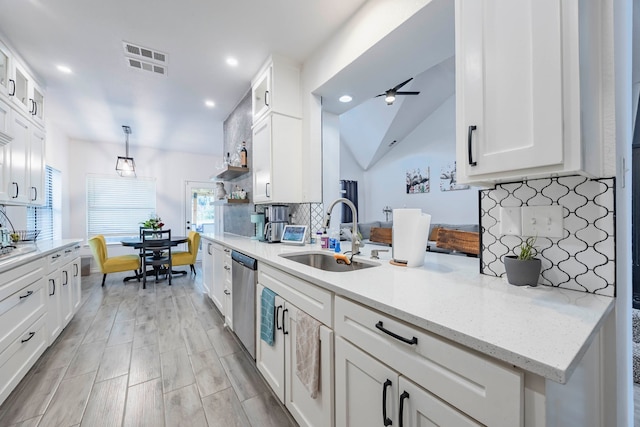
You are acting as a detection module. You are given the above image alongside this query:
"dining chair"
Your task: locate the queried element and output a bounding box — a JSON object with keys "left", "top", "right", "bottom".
{"left": 141, "top": 228, "right": 172, "bottom": 288}
{"left": 88, "top": 235, "right": 140, "bottom": 287}
{"left": 172, "top": 231, "right": 201, "bottom": 275}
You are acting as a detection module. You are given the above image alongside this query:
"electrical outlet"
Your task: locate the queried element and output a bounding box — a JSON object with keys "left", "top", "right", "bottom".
{"left": 521, "top": 205, "right": 564, "bottom": 238}
{"left": 499, "top": 207, "right": 522, "bottom": 235}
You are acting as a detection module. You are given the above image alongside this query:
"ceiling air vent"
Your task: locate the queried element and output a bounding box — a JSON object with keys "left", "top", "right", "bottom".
{"left": 123, "top": 41, "right": 168, "bottom": 76}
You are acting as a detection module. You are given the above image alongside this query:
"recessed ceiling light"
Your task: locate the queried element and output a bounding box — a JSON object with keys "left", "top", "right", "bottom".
{"left": 339, "top": 95, "right": 352, "bottom": 103}
{"left": 205, "top": 100, "right": 215, "bottom": 108}
{"left": 57, "top": 65, "right": 72, "bottom": 74}
{"left": 226, "top": 57, "right": 238, "bottom": 67}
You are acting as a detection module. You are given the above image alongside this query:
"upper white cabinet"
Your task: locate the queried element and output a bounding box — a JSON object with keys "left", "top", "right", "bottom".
{"left": 0, "top": 38, "right": 46, "bottom": 206}
{"left": 252, "top": 113, "right": 302, "bottom": 204}
{"left": 251, "top": 55, "right": 301, "bottom": 124}
{"left": 455, "top": 0, "right": 608, "bottom": 184}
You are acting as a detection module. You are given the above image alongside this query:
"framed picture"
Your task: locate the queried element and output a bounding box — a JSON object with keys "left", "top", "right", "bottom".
{"left": 440, "top": 162, "right": 469, "bottom": 191}
{"left": 406, "top": 167, "right": 430, "bottom": 194}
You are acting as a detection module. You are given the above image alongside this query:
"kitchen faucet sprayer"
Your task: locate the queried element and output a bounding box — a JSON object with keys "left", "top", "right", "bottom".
{"left": 324, "top": 198, "right": 361, "bottom": 256}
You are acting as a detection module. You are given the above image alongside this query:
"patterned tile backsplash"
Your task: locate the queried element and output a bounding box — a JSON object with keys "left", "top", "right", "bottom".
{"left": 480, "top": 176, "right": 615, "bottom": 296}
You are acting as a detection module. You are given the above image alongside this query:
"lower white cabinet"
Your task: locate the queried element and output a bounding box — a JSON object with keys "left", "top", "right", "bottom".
{"left": 45, "top": 269, "right": 62, "bottom": 344}
{"left": 45, "top": 246, "right": 81, "bottom": 345}
{"left": 201, "top": 240, "right": 214, "bottom": 297}
{"left": 223, "top": 247, "right": 232, "bottom": 328}
{"left": 336, "top": 337, "right": 481, "bottom": 427}
{"left": 256, "top": 264, "right": 334, "bottom": 427}
{"left": 0, "top": 257, "right": 47, "bottom": 406}
{"left": 334, "top": 296, "right": 523, "bottom": 427}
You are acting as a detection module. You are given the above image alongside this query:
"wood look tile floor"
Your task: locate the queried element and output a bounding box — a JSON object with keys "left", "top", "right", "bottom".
{"left": 0, "top": 266, "right": 298, "bottom": 427}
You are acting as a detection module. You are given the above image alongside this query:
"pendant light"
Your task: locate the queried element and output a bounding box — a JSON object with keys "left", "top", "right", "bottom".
{"left": 115, "top": 125, "right": 136, "bottom": 177}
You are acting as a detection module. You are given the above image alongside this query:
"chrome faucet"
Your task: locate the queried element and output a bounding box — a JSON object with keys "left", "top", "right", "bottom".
{"left": 323, "top": 197, "right": 362, "bottom": 255}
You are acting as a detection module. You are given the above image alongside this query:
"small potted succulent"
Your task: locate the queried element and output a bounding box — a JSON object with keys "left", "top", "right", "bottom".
{"left": 504, "top": 236, "right": 541, "bottom": 286}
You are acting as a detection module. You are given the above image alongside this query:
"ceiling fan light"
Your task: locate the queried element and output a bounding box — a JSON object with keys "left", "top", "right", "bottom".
{"left": 385, "top": 94, "right": 396, "bottom": 105}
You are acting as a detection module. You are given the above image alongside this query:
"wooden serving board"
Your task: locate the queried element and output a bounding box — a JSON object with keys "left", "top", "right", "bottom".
{"left": 370, "top": 227, "right": 392, "bottom": 246}
{"left": 435, "top": 228, "right": 480, "bottom": 256}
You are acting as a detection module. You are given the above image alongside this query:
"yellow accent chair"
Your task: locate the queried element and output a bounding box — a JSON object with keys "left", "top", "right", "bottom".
{"left": 88, "top": 235, "right": 140, "bottom": 287}
{"left": 172, "top": 231, "right": 201, "bottom": 275}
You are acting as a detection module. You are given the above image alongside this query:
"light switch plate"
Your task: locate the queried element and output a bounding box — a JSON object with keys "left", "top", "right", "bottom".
{"left": 500, "top": 207, "right": 522, "bottom": 235}
{"left": 521, "top": 205, "right": 564, "bottom": 238}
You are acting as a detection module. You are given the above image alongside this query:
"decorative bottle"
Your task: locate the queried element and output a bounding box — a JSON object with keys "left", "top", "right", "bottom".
{"left": 240, "top": 141, "right": 248, "bottom": 168}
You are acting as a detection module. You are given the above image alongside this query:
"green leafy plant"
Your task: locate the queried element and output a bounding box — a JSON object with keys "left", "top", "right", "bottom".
{"left": 141, "top": 216, "right": 164, "bottom": 230}
{"left": 517, "top": 236, "right": 538, "bottom": 260}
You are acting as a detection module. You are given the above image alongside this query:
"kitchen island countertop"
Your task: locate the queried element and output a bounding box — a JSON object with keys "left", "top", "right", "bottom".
{"left": 202, "top": 232, "right": 614, "bottom": 384}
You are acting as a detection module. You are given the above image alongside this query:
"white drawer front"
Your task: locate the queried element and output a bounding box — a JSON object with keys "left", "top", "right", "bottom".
{"left": 0, "top": 277, "right": 46, "bottom": 354}
{"left": 259, "top": 264, "right": 332, "bottom": 326}
{"left": 47, "top": 249, "right": 64, "bottom": 273}
{"left": 0, "top": 258, "right": 44, "bottom": 302}
{"left": 0, "top": 314, "right": 48, "bottom": 406}
{"left": 335, "top": 297, "right": 523, "bottom": 427}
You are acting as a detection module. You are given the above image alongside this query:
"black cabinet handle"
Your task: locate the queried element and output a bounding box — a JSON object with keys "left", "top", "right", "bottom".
{"left": 399, "top": 391, "right": 409, "bottom": 427}
{"left": 74, "top": 264, "right": 79, "bottom": 277}
{"left": 207, "top": 243, "right": 212, "bottom": 255}
{"left": 12, "top": 182, "right": 18, "bottom": 198}
{"left": 9, "top": 79, "right": 15, "bottom": 96}
{"left": 382, "top": 379, "right": 393, "bottom": 426}
{"left": 275, "top": 305, "right": 282, "bottom": 330}
{"left": 265, "top": 183, "right": 270, "bottom": 198}
{"left": 31, "top": 186, "right": 37, "bottom": 201}
{"left": 63, "top": 270, "right": 68, "bottom": 285}
{"left": 51, "top": 254, "right": 61, "bottom": 260}
{"left": 282, "top": 308, "right": 288, "bottom": 335}
{"left": 19, "top": 290, "right": 33, "bottom": 299}
{"left": 49, "top": 279, "right": 56, "bottom": 296}
{"left": 223, "top": 289, "right": 230, "bottom": 295}
{"left": 21, "top": 332, "right": 35, "bottom": 343}
{"left": 264, "top": 90, "right": 270, "bottom": 107}
{"left": 34, "top": 100, "right": 38, "bottom": 116}
{"left": 65, "top": 249, "right": 72, "bottom": 254}
{"left": 468, "top": 125, "right": 477, "bottom": 166}
{"left": 29, "top": 98, "right": 36, "bottom": 114}
{"left": 375, "top": 321, "right": 418, "bottom": 345}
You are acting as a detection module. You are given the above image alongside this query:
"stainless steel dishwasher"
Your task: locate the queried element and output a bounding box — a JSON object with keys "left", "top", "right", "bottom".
{"left": 231, "top": 250, "right": 257, "bottom": 359}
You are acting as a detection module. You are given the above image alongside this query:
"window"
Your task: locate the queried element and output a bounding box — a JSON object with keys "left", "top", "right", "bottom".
{"left": 27, "top": 165, "right": 61, "bottom": 241}
{"left": 86, "top": 175, "right": 156, "bottom": 240}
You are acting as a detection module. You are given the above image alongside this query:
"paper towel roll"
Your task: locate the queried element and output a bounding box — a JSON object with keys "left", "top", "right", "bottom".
{"left": 392, "top": 209, "right": 431, "bottom": 267}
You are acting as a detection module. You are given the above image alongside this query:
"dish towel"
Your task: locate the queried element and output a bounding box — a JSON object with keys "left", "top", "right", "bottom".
{"left": 260, "top": 287, "right": 277, "bottom": 346}
{"left": 295, "top": 310, "right": 321, "bottom": 399}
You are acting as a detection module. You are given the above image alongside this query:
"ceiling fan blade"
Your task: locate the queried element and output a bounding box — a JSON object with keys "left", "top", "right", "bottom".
{"left": 392, "top": 78, "right": 413, "bottom": 91}
{"left": 375, "top": 93, "right": 386, "bottom": 97}
{"left": 396, "top": 91, "right": 420, "bottom": 95}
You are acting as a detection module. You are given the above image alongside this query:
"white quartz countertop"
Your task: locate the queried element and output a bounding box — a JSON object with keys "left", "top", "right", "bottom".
{"left": 0, "top": 239, "right": 83, "bottom": 274}
{"left": 203, "top": 232, "right": 614, "bottom": 384}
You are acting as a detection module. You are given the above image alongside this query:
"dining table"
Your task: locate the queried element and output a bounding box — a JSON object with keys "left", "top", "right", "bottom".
{"left": 120, "top": 235, "right": 189, "bottom": 282}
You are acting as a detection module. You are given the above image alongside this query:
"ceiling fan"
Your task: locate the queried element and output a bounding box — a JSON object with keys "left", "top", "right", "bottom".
{"left": 376, "top": 78, "right": 420, "bottom": 105}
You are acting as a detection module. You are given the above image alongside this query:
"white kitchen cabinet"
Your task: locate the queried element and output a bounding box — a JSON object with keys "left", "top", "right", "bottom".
{"left": 335, "top": 338, "right": 481, "bottom": 427}
{"left": 256, "top": 264, "right": 334, "bottom": 427}
{"left": 252, "top": 113, "right": 302, "bottom": 204}
{"left": 251, "top": 55, "right": 301, "bottom": 124}
{"left": 45, "top": 270, "right": 62, "bottom": 345}
{"left": 455, "top": 0, "right": 608, "bottom": 184}
{"left": 0, "top": 257, "right": 47, "bottom": 406}
{"left": 335, "top": 296, "right": 523, "bottom": 426}
{"left": 3, "top": 109, "right": 45, "bottom": 205}
{"left": 0, "top": 41, "right": 11, "bottom": 99}
{"left": 223, "top": 246, "right": 232, "bottom": 328}
{"left": 10, "top": 62, "right": 30, "bottom": 115}
{"left": 202, "top": 240, "right": 214, "bottom": 297}
{"left": 210, "top": 242, "right": 224, "bottom": 312}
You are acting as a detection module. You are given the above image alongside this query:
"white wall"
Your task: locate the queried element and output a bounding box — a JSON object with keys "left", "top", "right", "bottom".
{"left": 356, "top": 96, "right": 478, "bottom": 225}
{"left": 67, "top": 138, "right": 219, "bottom": 256}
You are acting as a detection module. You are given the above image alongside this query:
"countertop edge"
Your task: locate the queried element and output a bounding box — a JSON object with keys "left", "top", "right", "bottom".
{"left": 0, "top": 239, "right": 84, "bottom": 273}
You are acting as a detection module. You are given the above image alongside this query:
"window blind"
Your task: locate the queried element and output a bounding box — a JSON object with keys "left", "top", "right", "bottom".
{"left": 27, "top": 165, "right": 60, "bottom": 241}
{"left": 86, "top": 175, "right": 156, "bottom": 237}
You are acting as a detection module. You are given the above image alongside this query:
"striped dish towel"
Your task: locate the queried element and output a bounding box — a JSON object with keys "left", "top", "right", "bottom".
{"left": 260, "top": 287, "right": 277, "bottom": 346}
{"left": 295, "top": 310, "right": 321, "bottom": 399}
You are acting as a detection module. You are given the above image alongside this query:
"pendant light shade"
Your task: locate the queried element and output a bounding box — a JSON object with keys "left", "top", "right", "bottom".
{"left": 116, "top": 125, "right": 136, "bottom": 177}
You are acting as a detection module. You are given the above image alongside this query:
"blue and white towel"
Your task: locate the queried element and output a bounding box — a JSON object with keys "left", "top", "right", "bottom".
{"left": 260, "top": 287, "right": 277, "bottom": 346}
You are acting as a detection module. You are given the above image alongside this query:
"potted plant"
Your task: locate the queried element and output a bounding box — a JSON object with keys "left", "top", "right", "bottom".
{"left": 504, "top": 236, "right": 541, "bottom": 286}
{"left": 141, "top": 216, "right": 164, "bottom": 231}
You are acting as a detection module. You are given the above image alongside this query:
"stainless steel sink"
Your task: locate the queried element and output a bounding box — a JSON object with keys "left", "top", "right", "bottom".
{"left": 279, "top": 252, "right": 379, "bottom": 272}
